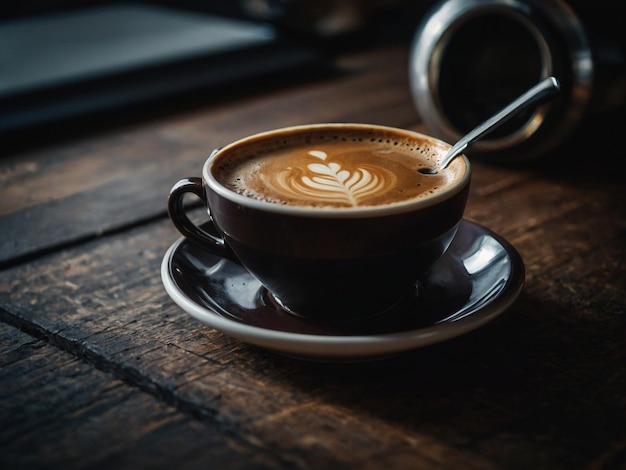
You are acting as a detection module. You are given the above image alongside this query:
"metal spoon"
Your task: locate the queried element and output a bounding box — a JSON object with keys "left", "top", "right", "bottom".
{"left": 419, "top": 76, "right": 561, "bottom": 174}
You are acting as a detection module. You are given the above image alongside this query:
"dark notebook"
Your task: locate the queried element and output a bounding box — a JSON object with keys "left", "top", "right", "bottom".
{"left": 0, "top": 3, "right": 323, "bottom": 135}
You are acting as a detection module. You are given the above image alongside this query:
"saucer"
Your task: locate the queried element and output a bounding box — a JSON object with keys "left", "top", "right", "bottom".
{"left": 161, "top": 220, "right": 524, "bottom": 361}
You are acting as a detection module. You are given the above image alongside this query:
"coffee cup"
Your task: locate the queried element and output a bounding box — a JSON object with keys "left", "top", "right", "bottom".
{"left": 168, "top": 123, "right": 470, "bottom": 320}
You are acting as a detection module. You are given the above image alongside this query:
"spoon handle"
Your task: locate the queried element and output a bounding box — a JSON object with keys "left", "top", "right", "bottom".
{"left": 439, "top": 76, "right": 560, "bottom": 170}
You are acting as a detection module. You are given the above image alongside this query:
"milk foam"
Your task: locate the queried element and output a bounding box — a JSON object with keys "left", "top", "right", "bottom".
{"left": 214, "top": 130, "right": 464, "bottom": 208}
{"left": 270, "top": 149, "right": 396, "bottom": 206}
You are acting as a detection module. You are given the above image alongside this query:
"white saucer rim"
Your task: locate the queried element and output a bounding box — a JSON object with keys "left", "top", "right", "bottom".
{"left": 161, "top": 220, "right": 524, "bottom": 359}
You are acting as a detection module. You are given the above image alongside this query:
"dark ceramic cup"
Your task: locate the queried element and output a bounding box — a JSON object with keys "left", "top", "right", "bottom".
{"left": 168, "top": 123, "right": 470, "bottom": 320}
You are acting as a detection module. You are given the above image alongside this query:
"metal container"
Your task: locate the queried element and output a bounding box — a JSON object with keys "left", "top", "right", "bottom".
{"left": 409, "top": 0, "right": 626, "bottom": 160}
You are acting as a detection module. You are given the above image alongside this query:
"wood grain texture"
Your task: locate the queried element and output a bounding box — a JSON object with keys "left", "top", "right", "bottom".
{"left": 1, "top": 44, "right": 625, "bottom": 469}
{"left": 0, "top": 48, "right": 418, "bottom": 267}
{"left": 1, "top": 181, "right": 624, "bottom": 469}
{"left": 0, "top": 323, "right": 295, "bottom": 470}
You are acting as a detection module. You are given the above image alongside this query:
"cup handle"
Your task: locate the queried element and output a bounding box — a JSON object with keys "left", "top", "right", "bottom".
{"left": 167, "top": 177, "right": 236, "bottom": 260}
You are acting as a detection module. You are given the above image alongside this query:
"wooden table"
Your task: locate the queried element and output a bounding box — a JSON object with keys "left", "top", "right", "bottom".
{"left": 1, "top": 45, "right": 624, "bottom": 469}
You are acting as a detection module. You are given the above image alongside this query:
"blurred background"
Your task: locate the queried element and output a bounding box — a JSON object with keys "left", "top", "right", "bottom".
{"left": 0, "top": 1, "right": 430, "bottom": 142}
{"left": 1, "top": 1, "right": 624, "bottom": 159}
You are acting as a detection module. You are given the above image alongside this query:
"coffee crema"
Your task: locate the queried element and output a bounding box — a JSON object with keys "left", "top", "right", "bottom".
{"left": 214, "top": 130, "right": 464, "bottom": 208}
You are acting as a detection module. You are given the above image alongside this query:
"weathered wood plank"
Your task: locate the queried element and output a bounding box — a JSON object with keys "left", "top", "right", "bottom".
{"left": 1, "top": 43, "right": 625, "bottom": 468}
{"left": 0, "top": 322, "right": 294, "bottom": 470}
{"left": 0, "top": 165, "right": 624, "bottom": 469}
{"left": 0, "top": 47, "right": 418, "bottom": 266}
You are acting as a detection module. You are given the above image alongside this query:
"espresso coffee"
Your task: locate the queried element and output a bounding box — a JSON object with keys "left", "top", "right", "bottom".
{"left": 213, "top": 127, "right": 465, "bottom": 209}
{"left": 170, "top": 124, "right": 471, "bottom": 319}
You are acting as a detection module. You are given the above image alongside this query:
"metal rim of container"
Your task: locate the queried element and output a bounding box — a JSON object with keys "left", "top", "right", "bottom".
{"left": 409, "top": 0, "right": 593, "bottom": 156}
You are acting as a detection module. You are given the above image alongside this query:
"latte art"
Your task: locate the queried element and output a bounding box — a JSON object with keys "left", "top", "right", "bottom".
{"left": 214, "top": 129, "right": 464, "bottom": 209}
{"left": 272, "top": 151, "right": 395, "bottom": 207}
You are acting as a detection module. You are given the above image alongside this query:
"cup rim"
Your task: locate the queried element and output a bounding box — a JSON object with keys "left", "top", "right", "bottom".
{"left": 203, "top": 123, "right": 470, "bottom": 219}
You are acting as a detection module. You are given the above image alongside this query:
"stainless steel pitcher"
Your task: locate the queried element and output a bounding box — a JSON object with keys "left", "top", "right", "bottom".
{"left": 409, "top": 0, "right": 626, "bottom": 160}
